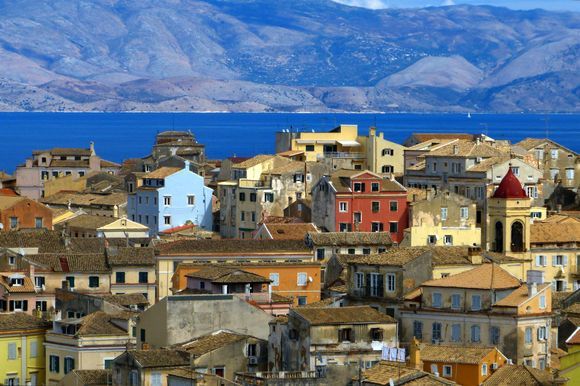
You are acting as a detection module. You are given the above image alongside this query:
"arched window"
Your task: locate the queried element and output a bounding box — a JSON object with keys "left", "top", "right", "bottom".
{"left": 495, "top": 221, "right": 503, "bottom": 252}
{"left": 511, "top": 221, "right": 524, "bottom": 252}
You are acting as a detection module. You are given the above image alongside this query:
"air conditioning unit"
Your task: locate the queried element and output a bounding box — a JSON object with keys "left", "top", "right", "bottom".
{"left": 248, "top": 356, "right": 259, "bottom": 365}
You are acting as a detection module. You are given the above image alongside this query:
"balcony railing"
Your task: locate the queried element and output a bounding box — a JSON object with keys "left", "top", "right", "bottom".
{"left": 318, "top": 152, "right": 365, "bottom": 160}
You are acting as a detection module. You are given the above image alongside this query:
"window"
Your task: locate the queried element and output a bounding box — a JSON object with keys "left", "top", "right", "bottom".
{"left": 538, "top": 326, "right": 547, "bottom": 341}
{"left": 471, "top": 295, "right": 482, "bottom": 311}
{"left": 371, "top": 222, "right": 383, "bottom": 232}
{"left": 66, "top": 276, "right": 75, "bottom": 288}
{"left": 471, "top": 325, "right": 481, "bottom": 342}
{"left": 378, "top": 247, "right": 387, "bottom": 253}
{"left": 297, "top": 272, "right": 307, "bottom": 286}
{"left": 316, "top": 248, "right": 325, "bottom": 260}
{"left": 536, "top": 255, "right": 547, "bottom": 267}
{"left": 432, "top": 162, "right": 437, "bottom": 172}
{"left": 294, "top": 173, "right": 304, "bottom": 183}
{"left": 539, "top": 295, "right": 546, "bottom": 309}
{"left": 371, "top": 201, "right": 380, "bottom": 213}
{"left": 10, "top": 217, "right": 18, "bottom": 230}
{"left": 164, "top": 215, "right": 171, "bottom": 225}
{"left": 451, "top": 324, "right": 461, "bottom": 342}
{"left": 482, "top": 364, "right": 488, "bottom": 376}
{"left": 443, "top": 365, "right": 452, "bottom": 377}
{"left": 140, "top": 328, "right": 146, "bottom": 342}
{"left": 64, "top": 357, "right": 75, "bottom": 374}
{"left": 511, "top": 166, "right": 520, "bottom": 176}
{"left": 444, "top": 235, "right": 453, "bottom": 246}
{"left": 298, "top": 296, "right": 307, "bottom": 306}
{"left": 432, "top": 322, "right": 442, "bottom": 342}
{"left": 390, "top": 201, "right": 398, "bottom": 212}
{"left": 8, "top": 256, "right": 15, "bottom": 265}
{"left": 305, "top": 145, "right": 315, "bottom": 151}
{"left": 432, "top": 293, "right": 442, "bottom": 308}
{"left": 354, "top": 212, "right": 362, "bottom": 224}
{"left": 441, "top": 207, "right": 448, "bottom": 221}
{"left": 460, "top": 206, "right": 468, "bottom": 219}
{"left": 264, "top": 193, "right": 274, "bottom": 202}
{"left": 239, "top": 192, "right": 246, "bottom": 201}
{"left": 382, "top": 148, "right": 394, "bottom": 156}
{"left": 49, "top": 355, "right": 60, "bottom": 373}
{"left": 550, "top": 168, "right": 559, "bottom": 179}
{"left": 348, "top": 248, "right": 356, "bottom": 254}
{"left": 289, "top": 329, "right": 298, "bottom": 340}
{"left": 369, "top": 273, "right": 382, "bottom": 297}
{"left": 30, "top": 341, "right": 38, "bottom": 358}
{"left": 371, "top": 182, "right": 380, "bottom": 192}
{"left": 269, "top": 273, "right": 279, "bottom": 287}
{"left": 250, "top": 193, "right": 257, "bottom": 202}
{"left": 427, "top": 235, "right": 437, "bottom": 245}
{"left": 8, "top": 342, "right": 17, "bottom": 359}
{"left": 355, "top": 272, "right": 364, "bottom": 289}
{"left": 139, "top": 272, "right": 148, "bottom": 284}
{"left": 413, "top": 321, "right": 423, "bottom": 339}
{"left": 35, "top": 301, "right": 47, "bottom": 312}
{"left": 187, "top": 195, "right": 195, "bottom": 205}
{"left": 339, "top": 328, "right": 353, "bottom": 342}
{"left": 490, "top": 326, "right": 500, "bottom": 345}
{"left": 339, "top": 202, "right": 348, "bottom": 212}
{"left": 241, "top": 212, "right": 245, "bottom": 221}
{"left": 34, "top": 276, "right": 45, "bottom": 289}
{"left": 527, "top": 186, "right": 538, "bottom": 199}
{"left": 34, "top": 217, "right": 43, "bottom": 229}
{"left": 362, "top": 248, "right": 371, "bottom": 255}
{"left": 386, "top": 273, "right": 396, "bottom": 292}
{"left": 353, "top": 182, "right": 365, "bottom": 192}
{"left": 382, "top": 165, "right": 394, "bottom": 173}
{"left": 389, "top": 222, "right": 398, "bottom": 233}
{"left": 247, "top": 343, "right": 258, "bottom": 357}
{"left": 525, "top": 327, "right": 533, "bottom": 344}
{"left": 451, "top": 294, "right": 461, "bottom": 309}
{"left": 116, "top": 272, "right": 126, "bottom": 284}
{"left": 551, "top": 149, "right": 559, "bottom": 159}
{"left": 554, "top": 255, "right": 566, "bottom": 266}
{"left": 89, "top": 276, "right": 99, "bottom": 288}
{"left": 371, "top": 328, "right": 383, "bottom": 341}
{"left": 339, "top": 223, "right": 352, "bottom": 232}
{"left": 163, "top": 196, "right": 171, "bottom": 206}
{"left": 566, "top": 168, "right": 575, "bottom": 180}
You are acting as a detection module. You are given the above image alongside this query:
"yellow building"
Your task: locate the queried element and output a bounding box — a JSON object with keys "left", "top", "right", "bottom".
{"left": 561, "top": 327, "right": 580, "bottom": 385}
{"left": 107, "top": 247, "right": 157, "bottom": 304}
{"left": 96, "top": 217, "right": 150, "bottom": 239}
{"left": 0, "top": 313, "right": 50, "bottom": 386}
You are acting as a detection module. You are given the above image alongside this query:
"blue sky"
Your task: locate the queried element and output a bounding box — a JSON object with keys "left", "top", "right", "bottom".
{"left": 332, "top": 0, "right": 580, "bottom": 11}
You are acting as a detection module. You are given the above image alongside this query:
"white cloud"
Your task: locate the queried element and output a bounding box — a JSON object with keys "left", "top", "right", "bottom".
{"left": 442, "top": 0, "right": 455, "bottom": 5}
{"left": 333, "top": 0, "right": 390, "bottom": 9}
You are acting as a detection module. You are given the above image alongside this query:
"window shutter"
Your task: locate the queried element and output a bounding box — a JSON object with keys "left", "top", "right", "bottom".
{"left": 23, "top": 300, "right": 28, "bottom": 311}
{"left": 8, "top": 343, "right": 16, "bottom": 359}
{"left": 30, "top": 341, "right": 37, "bottom": 358}
{"left": 563, "top": 256, "right": 568, "bottom": 266}
{"left": 365, "top": 274, "right": 371, "bottom": 297}
{"left": 537, "top": 328, "right": 541, "bottom": 341}
{"left": 535, "top": 256, "right": 541, "bottom": 267}
{"left": 552, "top": 256, "right": 556, "bottom": 266}
{"left": 9, "top": 301, "right": 14, "bottom": 311}
{"left": 563, "top": 281, "right": 568, "bottom": 290}
{"left": 377, "top": 275, "right": 384, "bottom": 297}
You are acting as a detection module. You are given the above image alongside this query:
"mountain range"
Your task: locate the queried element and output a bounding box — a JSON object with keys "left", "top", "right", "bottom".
{"left": 0, "top": 0, "right": 578, "bottom": 112}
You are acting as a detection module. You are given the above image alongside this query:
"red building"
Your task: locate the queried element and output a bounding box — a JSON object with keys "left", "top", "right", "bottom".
{"left": 311, "top": 170, "right": 408, "bottom": 243}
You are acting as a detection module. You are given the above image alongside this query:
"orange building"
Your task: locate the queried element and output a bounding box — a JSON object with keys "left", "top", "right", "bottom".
{"left": 172, "top": 261, "right": 321, "bottom": 306}
{"left": 409, "top": 340, "right": 508, "bottom": 386}
{"left": 0, "top": 196, "right": 53, "bottom": 231}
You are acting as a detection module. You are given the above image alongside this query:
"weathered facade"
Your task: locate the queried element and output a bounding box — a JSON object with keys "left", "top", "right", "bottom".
{"left": 0, "top": 196, "right": 53, "bottom": 231}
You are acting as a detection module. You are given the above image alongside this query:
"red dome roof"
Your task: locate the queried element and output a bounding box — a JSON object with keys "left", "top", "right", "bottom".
{"left": 492, "top": 168, "right": 528, "bottom": 199}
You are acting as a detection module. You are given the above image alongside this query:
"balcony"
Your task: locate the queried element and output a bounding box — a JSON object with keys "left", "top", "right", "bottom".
{"left": 318, "top": 152, "right": 365, "bottom": 160}
{"left": 239, "top": 179, "right": 271, "bottom": 189}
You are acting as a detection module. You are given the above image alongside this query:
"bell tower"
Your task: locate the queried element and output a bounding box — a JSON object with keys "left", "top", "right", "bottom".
{"left": 487, "top": 166, "right": 531, "bottom": 256}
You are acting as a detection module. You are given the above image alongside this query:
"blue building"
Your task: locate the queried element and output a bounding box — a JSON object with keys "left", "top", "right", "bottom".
{"left": 127, "top": 162, "right": 213, "bottom": 235}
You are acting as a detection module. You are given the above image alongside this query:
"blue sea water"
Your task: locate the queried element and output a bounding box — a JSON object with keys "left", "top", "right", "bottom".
{"left": 0, "top": 112, "right": 578, "bottom": 173}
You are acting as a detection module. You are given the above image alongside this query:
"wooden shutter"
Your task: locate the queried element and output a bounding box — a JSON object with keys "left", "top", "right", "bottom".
{"left": 23, "top": 300, "right": 28, "bottom": 311}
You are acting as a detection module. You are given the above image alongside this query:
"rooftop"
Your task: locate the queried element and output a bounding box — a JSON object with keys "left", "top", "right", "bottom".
{"left": 233, "top": 155, "right": 275, "bottom": 169}
{"left": 70, "top": 311, "right": 128, "bottom": 337}
{"left": 67, "top": 370, "right": 111, "bottom": 386}
{"left": 360, "top": 361, "right": 455, "bottom": 385}
{"left": 419, "top": 344, "right": 501, "bottom": 364}
{"left": 482, "top": 365, "right": 554, "bottom": 386}
{"left": 0, "top": 274, "right": 36, "bottom": 293}
{"left": 494, "top": 283, "right": 550, "bottom": 308}
{"left": 59, "top": 214, "right": 116, "bottom": 230}
{"left": 156, "top": 239, "right": 310, "bottom": 256}
{"left": 531, "top": 222, "right": 580, "bottom": 244}
{"left": 177, "top": 330, "right": 251, "bottom": 357}
{"left": 25, "top": 253, "right": 109, "bottom": 273}
{"left": 142, "top": 167, "right": 182, "bottom": 179}
{"left": 421, "top": 264, "right": 521, "bottom": 290}
{"left": 293, "top": 305, "right": 395, "bottom": 326}
{"left": 106, "top": 247, "right": 156, "bottom": 266}
{"left": 128, "top": 349, "right": 190, "bottom": 368}
{"left": 307, "top": 232, "right": 392, "bottom": 246}
{"left": 101, "top": 293, "right": 149, "bottom": 308}
{"left": 427, "top": 139, "right": 501, "bottom": 158}
{"left": 328, "top": 169, "right": 406, "bottom": 194}
{"left": 492, "top": 168, "right": 528, "bottom": 199}
{"left": 260, "top": 223, "right": 318, "bottom": 240}
{"left": 0, "top": 312, "right": 51, "bottom": 331}
{"left": 186, "top": 266, "right": 270, "bottom": 284}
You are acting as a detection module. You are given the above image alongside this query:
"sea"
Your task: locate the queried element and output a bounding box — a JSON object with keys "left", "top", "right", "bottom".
{"left": 0, "top": 112, "right": 578, "bottom": 173}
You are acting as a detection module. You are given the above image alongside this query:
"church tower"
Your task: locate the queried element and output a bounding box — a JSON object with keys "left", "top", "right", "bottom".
{"left": 487, "top": 167, "right": 531, "bottom": 255}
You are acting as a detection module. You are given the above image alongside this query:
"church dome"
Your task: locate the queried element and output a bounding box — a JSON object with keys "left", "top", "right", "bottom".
{"left": 492, "top": 167, "right": 528, "bottom": 199}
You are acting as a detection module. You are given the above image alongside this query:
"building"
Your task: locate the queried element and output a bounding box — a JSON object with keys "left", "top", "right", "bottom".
{"left": 55, "top": 214, "right": 119, "bottom": 238}
{"left": 127, "top": 162, "right": 213, "bottom": 235}
{"left": 15, "top": 143, "right": 120, "bottom": 200}
{"left": 151, "top": 131, "right": 206, "bottom": 164}
{"left": 401, "top": 264, "right": 553, "bottom": 368}
{"left": 136, "top": 294, "right": 274, "bottom": 348}
{"left": 403, "top": 133, "right": 478, "bottom": 148}
{"left": 59, "top": 369, "right": 111, "bottom": 386}
{"left": 311, "top": 170, "right": 408, "bottom": 242}
{"left": 269, "top": 306, "right": 397, "bottom": 379}
{"left": 45, "top": 311, "right": 134, "bottom": 386}
{"left": 284, "top": 198, "right": 312, "bottom": 223}
{"left": 106, "top": 247, "right": 157, "bottom": 303}
{"left": 0, "top": 273, "right": 37, "bottom": 315}
{"left": 42, "top": 191, "right": 127, "bottom": 218}
{"left": 254, "top": 222, "right": 318, "bottom": 240}
{"left": 172, "top": 261, "right": 321, "bottom": 306}
{"left": 356, "top": 361, "right": 456, "bottom": 385}
{"left": 96, "top": 217, "right": 150, "bottom": 239}
{"left": 0, "top": 196, "right": 53, "bottom": 231}
{"left": 402, "top": 190, "right": 481, "bottom": 247}
{"left": 305, "top": 231, "right": 394, "bottom": 262}
{"left": 481, "top": 364, "right": 560, "bottom": 385}
{"left": 155, "top": 239, "right": 312, "bottom": 299}
{"left": 0, "top": 313, "right": 50, "bottom": 386}
{"left": 112, "top": 349, "right": 189, "bottom": 386}
{"left": 515, "top": 138, "right": 579, "bottom": 188}
{"left": 560, "top": 327, "right": 580, "bottom": 384}
{"left": 409, "top": 340, "right": 507, "bottom": 386}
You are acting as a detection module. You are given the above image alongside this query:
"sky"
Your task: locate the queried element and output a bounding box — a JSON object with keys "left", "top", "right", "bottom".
{"left": 332, "top": 0, "right": 580, "bottom": 11}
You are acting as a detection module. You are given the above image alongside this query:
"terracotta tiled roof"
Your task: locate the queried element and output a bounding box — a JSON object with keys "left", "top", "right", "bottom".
{"left": 482, "top": 365, "right": 554, "bottom": 385}
{"left": 541, "top": 214, "right": 580, "bottom": 224}
{"left": 492, "top": 168, "right": 528, "bottom": 199}
{"left": 60, "top": 214, "right": 116, "bottom": 230}
{"left": 262, "top": 216, "right": 305, "bottom": 224}
{"left": 25, "top": 253, "right": 109, "bottom": 273}
{"left": 101, "top": 293, "right": 149, "bottom": 308}
{"left": 74, "top": 311, "right": 128, "bottom": 336}
{"left": 515, "top": 138, "right": 549, "bottom": 150}
{"left": 563, "top": 303, "right": 580, "bottom": 315}
{"left": 233, "top": 155, "right": 275, "bottom": 169}
{"left": 307, "top": 232, "right": 393, "bottom": 246}
{"left": 159, "top": 224, "right": 196, "bottom": 235}
{"left": 129, "top": 349, "right": 190, "bottom": 368}
{"left": 419, "top": 344, "right": 500, "bottom": 364}
{"left": 33, "top": 147, "right": 92, "bottom": 156}
{"left": 156, "top": 239, "right": 309, "bottom": 255}
{"left": 421, "top": 264, "right": 521, "bottom": 290}
{"left": 328, "top": 170, "right": 406, "bottom": 193}
{"left": 494, "top": 284, "right": 549, "bottom": 308}
{"left": 42, "top": 191, "right": 127, "bottom": 207}
{"left": 178, "top": 330, "right": 250, "bottom": 357}
{"left": 106, "top": 247, "right": 155, "bottom": 266}
{"left": 409, "top": 133, "right": 476, "bottom": 144}
{"left": 142, "top": 167, "right": 182, "bottom": 179}
{"left": 262, "top": 223, "right": 318, "bottom": 240}
{"left": 186, "top": 267, "right": 270, "bottom": 284}
{"left": 0, "top": 274, "right": 36, "bottom": 293}
{"left": 531, "top": 222, "right": 580, "bottom": 243}
{"left": 0, "top": 313, "right": 51, "bottom": 331}
{"left": 299, "top": 297, "right": 340, "bottom": 308}
{"left": 68, "top": 370, "right": 111, "bottom": 386}
{"left": 293, "top": 306, "right": 395, "bottom": 325}
{"left": 267, "top": 161, "right": 305, "bottom": 175}
{"left": 360, "top": 361, "right": 455, "bottom": 385}
{"left": 428, "top": 139, "right": 504, "bottom": 158}
{"left": 344, "top": 247, "right": 428, "bottom": 267}
{"left": 467, "top": 156, "right": 511, "bottom": 173}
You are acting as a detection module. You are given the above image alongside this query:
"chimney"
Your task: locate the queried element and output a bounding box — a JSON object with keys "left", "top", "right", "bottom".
{"left": 369, "top": 127, "right": 376, "bottom": 137}
{"left": 557, "top": 204, "right": 562, "bottom": 213}
{"left": 89, "top": 141, "right": 95, "bottom": 155}
{"left": 476, "top": 137, "right": 481, "bottom": 145}
{"left": 409, "top": 337, "right": 423, "bottom": 370}
{"left": 453, "top": 145, "right": 459, "bottom": 155}
{"left": 467, "top": 247, "right": 483, "bottom": 264}
{"left": 528, "top": 282, "right": 538, "bottom": 298}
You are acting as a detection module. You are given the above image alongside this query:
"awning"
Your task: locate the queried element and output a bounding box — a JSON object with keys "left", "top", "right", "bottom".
{"left": 337, "top": 140, "right": 361, "bottom": 147}
{"left": 295, "top": 139, "right": 316, "bottom": 144}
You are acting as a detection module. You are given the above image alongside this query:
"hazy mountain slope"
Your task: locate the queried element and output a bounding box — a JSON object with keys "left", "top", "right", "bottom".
{"left": 0, "top": 0, "right": 577, "bottom": 112}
